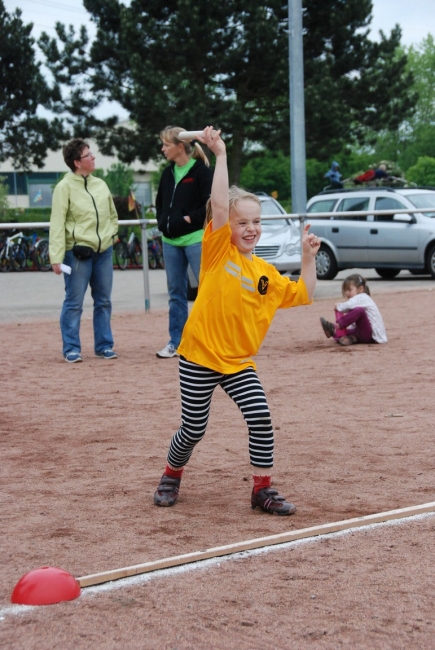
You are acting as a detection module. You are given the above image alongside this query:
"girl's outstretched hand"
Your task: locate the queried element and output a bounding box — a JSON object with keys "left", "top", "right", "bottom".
{"left": 198, "top": 126, "right": 226, "bottom": 156}
{"left": 302, "top": 223, "right": 321, "bottom": 257}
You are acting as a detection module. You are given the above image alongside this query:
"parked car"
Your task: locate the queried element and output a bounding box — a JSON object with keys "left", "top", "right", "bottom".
{"left": 253, "top": 193, "right": 301, "bottom": 272}
{"left": 187, "top": 193, "right": 301, "bottom": 299}
{"left": 306, "top": 187, "right": 435, "bottom": 280}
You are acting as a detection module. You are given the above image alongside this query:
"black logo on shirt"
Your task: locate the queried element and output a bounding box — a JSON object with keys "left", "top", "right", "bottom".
{"left": 258, "top": 276, "right": 269, "bottom": 295}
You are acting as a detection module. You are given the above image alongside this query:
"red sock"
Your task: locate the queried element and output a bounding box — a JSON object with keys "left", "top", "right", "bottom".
{"left": 165, "top": 464, "right": 184, "bottom": 478}
{"left": 252, "top": 474, "right": 271, "bottom": 494}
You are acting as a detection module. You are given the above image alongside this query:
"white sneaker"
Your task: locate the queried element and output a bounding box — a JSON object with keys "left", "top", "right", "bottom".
{"left": 156, "top": 344, "right": 179, "bottom": 358}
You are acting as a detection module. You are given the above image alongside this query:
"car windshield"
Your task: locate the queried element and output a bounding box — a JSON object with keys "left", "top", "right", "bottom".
{"left": 260, "top": 199, "right": 288, "bottom": 226}
{"left": 307, "top": 199, "right": 338, "bottom": 213}
{"left": 406, "top": 193, "right": 435, "bottom": 217}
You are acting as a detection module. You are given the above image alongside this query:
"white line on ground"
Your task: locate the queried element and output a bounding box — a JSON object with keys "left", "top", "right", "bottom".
{"left": 1, "top": 510, "right": 434, "bottom": 622}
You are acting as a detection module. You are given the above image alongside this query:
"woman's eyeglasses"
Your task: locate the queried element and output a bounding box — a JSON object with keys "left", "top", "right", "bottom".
{"left": 80, "top": 152, "right": 93, "bottom": 159}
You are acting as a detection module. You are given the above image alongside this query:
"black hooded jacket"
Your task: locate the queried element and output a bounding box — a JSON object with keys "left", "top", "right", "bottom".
{"left": 156, "top": 159, "right": 213, "bottom": 239}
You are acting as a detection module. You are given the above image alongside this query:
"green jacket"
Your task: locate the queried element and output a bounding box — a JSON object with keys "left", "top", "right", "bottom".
{"left": 49, "top": 172, "right": 118, "bottom": 264}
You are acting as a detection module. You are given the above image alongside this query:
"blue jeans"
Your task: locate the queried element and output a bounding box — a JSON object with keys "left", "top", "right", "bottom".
{"left": 162, "top": 241, "right": 202, "bottom": 348}
{"left": 60, "top": 247, "right": 114, "bottom": 356}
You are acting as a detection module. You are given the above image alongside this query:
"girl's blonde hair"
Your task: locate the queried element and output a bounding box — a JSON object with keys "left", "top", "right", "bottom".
{"left": 204, "top": 185, "right": 261, "bottom": 227}
{"left": 342, "top": 273, "right": 371, "bottom": 296}
{"left": 159, "top": 125, "right": 210, "bottom": 166}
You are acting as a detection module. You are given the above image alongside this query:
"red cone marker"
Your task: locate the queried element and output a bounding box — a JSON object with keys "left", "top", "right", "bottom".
{"left": 11, "top": 566, "right": 80, "bottom": 605}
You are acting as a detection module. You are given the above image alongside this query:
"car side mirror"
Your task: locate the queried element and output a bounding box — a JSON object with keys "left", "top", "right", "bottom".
{"left": 393, "top": 213, "right": 415, "bottom": 223}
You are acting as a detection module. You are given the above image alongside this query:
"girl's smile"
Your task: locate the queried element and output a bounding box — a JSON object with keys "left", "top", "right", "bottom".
{"left": 229, "top": 199, "right": 262, "bottom": 259}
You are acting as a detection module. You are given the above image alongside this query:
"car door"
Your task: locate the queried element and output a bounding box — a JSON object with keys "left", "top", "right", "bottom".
{"left": 330, "top": 196, "right": 370, "bottom": 264}
{"left": 367, "top": 196, "right": 420, "bottom": 264}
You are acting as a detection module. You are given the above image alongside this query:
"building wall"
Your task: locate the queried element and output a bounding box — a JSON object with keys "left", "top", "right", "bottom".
{"left": 0, "top": 137, "right": 159, "bottom": 210}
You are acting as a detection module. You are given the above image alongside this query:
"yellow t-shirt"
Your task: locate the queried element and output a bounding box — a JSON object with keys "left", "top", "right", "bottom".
{"left": 177, "top": 221, "right": 311, "bottom": 374}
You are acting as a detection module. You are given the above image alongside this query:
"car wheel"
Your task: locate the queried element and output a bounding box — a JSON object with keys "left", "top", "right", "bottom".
{"left": 426, "top": 244, "right": 435, "bottom": 279}
{"left": 408, "top": 269, "right": 426, "bottom": 276}
{"left": 375, "top": 268, "right": 401, "bottom": 279}
{"left": 316, "top": 245, "right": 338, "bottom": 280}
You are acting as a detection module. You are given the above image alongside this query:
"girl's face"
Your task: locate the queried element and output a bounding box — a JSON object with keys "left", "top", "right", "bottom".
{"left": 343, "top": 282, "right": 363, "bottom": 299}
{"left": 229, "top": 199, "right": 262, "bottom": 259}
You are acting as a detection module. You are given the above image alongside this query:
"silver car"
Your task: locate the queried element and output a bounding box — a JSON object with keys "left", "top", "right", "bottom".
{"left": 253, "top": 193, "right": 301, "bottom": 273}
{"left": 187, "top": 193, "right": 301, "bottom": 299}
{"left": 306, "top": 188, "right": 435, "bottom": 279}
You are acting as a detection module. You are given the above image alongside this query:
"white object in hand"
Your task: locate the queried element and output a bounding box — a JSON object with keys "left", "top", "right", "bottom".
{"left": 60, "top": 263, "right": 71, "bottom": 275}
{"left": 178, "top": 130, "right": 204, "bottom": 140}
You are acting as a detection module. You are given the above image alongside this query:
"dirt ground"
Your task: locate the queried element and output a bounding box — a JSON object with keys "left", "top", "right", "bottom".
{"left": 1, "top": 284, "right": 435, "bottom": 649}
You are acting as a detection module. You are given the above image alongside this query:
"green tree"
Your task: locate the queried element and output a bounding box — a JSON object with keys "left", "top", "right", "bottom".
{"left": 306, "top": 158, "right": 328, "bottom": 199}
{"left": 406, "top": 157, "right": 435, "bottom": 186}
{"left": 0, "top": 175, "right": 10, "bottom": 221}
{"left": 300, "top": 2, "right": 415, "bottom": 160}
{"left": 371, "top": 35, "right": 435, "bottom": 171}
{"left": 0, "top": 1, "right": 64, "bottom": 168}
{"left": 240, "top": 151, "right": 291, "bottom": 200}
{"left": 39, "top": 0, "right": 415, "bottom": 182}
{"left": 93, "top": 162, "right": 135, "bottom": 196}
{"left": 406, "top": 36, "right": 435, "bottom": 126}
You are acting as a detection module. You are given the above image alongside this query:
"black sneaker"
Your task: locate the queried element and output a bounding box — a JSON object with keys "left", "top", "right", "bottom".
{"left": 251, "top": 487, "right": 296, "bottom": 515}
{"left": 154, "top": 475, "right": 181, "bottom": 507}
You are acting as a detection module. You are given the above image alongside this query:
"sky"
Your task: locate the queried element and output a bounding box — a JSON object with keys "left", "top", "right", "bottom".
{"left": 3, "top": 0, "right": 433, "bottom": 47}
{"left": 3, "top": 0, "right": 434, "bottom": 120}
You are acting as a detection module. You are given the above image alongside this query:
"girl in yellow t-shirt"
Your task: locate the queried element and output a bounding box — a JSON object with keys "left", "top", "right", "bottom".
{"left": 154, "top": 127, "right": 320, "bottom": 515}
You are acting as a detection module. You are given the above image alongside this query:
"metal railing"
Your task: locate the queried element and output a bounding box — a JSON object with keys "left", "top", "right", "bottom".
{"left": 1, "top": 206, "right": 434, "bottom": 308}
{"left": 292, "top": 207, "right": 435, "bottom": 220}
{"left": 1, "top": 218, "right": 157, "bottom": 312}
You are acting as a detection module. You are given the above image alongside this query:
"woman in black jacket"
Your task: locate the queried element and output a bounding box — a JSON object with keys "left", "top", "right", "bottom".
{"left": 156, "top": 126, "right": 213, "bottom": 358}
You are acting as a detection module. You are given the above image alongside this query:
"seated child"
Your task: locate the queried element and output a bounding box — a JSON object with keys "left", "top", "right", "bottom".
{"left": 320, "top": 274, "right": 387, "bottom": 346}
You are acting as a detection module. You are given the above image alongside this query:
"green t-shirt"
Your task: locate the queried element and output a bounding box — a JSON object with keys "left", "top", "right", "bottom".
{"left": 162, "top": 158, "right": 204, "bottom": 247}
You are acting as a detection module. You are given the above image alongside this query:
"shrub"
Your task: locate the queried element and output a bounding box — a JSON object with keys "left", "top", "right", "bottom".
{"left": 406, "top": 156, "right": 435, "bottom": 186}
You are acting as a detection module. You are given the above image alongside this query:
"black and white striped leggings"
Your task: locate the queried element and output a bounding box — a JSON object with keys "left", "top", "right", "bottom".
{"left": 167, "top": 357, "right": 274, "bottom": 469}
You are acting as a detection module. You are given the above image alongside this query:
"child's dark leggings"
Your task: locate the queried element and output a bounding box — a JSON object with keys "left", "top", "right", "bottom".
{"left": 336, "top": 307, "right": 373, "bottom": 343}
{"left": 167, "top": 358, "right": 274, "bottom": 469}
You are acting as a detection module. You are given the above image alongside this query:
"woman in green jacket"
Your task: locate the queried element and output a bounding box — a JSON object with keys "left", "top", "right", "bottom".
{"left": 50, "top": 138, "right": 118, "bottom": 363}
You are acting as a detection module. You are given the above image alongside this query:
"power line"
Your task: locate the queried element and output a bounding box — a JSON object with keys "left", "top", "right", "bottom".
{"left": 6, "top": 0, "right": 91, "bottom": 16}
{"left": 31, "top": 23, "right": 91, "bottom": 32}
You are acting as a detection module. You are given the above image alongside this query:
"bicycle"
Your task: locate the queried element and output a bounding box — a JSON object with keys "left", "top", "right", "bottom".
{"left": 147, "top": 228, "right": 165, "bottom": 270}
{"left": 32, "top": 236, "right": 52, "bottom": 271}
{"left": 0, "top": 234, "right": 9, "bottom": 272}
{"left": 0, "top": 230, "right": 52, "bottom": 272}
{"left": 114, "top": 230, "right": 143, "bottom": 270}
{"left": 0, "top": 230, "right": 25, "bottom": 272}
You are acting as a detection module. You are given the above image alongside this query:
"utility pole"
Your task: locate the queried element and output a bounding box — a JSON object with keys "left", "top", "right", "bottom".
{"left": 288, "top": 0, "right": 307, "bottom": 216}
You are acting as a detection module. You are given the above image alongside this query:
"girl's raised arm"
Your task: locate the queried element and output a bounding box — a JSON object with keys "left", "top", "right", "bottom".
{"left": 198, "top": 127, "right": 228, "bottom": 231}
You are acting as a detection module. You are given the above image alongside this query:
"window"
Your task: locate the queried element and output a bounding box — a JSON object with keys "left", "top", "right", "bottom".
{"left": 406, "top": 193, "right": 435, "bottom": 218}
{"left": 260, "top": 199, "right": 287, "bottom": 226}
{"left": 307, "top": 199, "right": 338, "bottom": 214}
{"left": 375, "top": 197, "right": 407, "bottom": 221}
{"left": 1, "top": 172, "right": 28, "bottom": 195}
{"left": 134, "top": 182, "right": 152, "bottom": 209}
{"left": 28, "top": 182, "right": 55, "bottom": 208}
{"left": 335, "top": 197, "right": 369, "bottom": 220}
